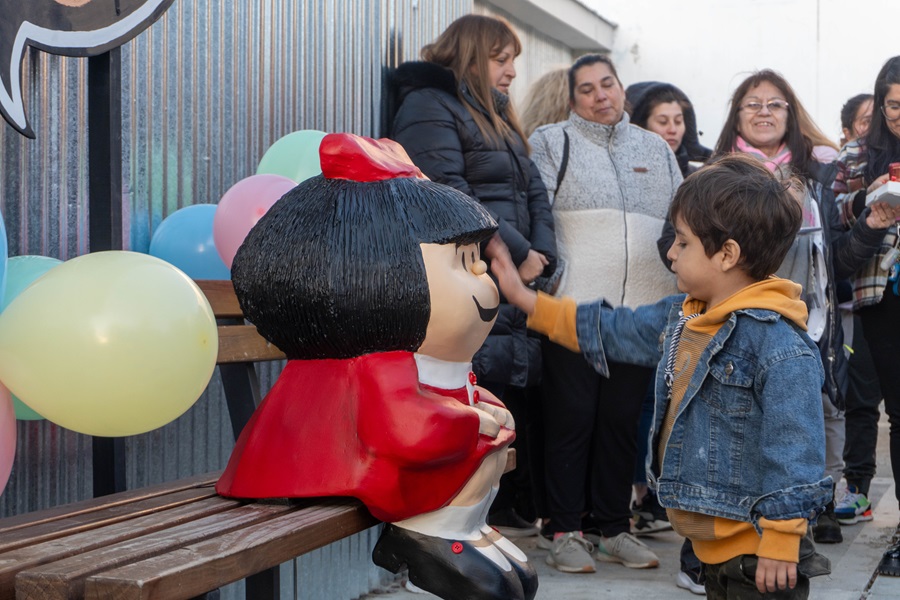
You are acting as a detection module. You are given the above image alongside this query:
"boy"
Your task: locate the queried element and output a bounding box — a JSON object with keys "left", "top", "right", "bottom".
{"left": 487, "top": 154, "right": 832, "bottom": 598}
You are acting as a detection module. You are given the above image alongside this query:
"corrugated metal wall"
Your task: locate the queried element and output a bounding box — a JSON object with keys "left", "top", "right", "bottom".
{"left": 0, "top": 1, "right": 575, "bottom": 597}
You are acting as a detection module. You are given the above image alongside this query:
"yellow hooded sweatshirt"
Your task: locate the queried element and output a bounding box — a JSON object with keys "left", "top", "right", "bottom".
{"left": 528, "top": 278, "right": 811, "bottom": 565}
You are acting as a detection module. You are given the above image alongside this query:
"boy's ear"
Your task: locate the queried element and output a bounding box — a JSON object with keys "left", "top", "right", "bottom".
{"left": 718, "top": 239, "right": 742, "bottom": 272}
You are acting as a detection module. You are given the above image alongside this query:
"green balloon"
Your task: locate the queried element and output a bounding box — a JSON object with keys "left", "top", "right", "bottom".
{"left": 256, "top": 130, "right": 327, "bottom": 183}
{"left": 13, "top": 396, "right": 42, "bottom": 420}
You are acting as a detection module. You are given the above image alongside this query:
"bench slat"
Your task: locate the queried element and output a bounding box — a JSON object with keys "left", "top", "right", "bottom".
{"left": 15, "top": 502, "right": 301, "bottom": 600}
{"left": 194, "top": 280, "right": 242, "bottom": 318}
{"left": 83, "top": 499, "right": 378, "bottom": 600}
{"left": 0, "top": 486, "right": 218, "bottom": 554}
{"left": 217, "top": 325, "right": 286, "bottom": 364}
{"left": 0, "top": 473, "right": 218, "bottom": 534}
{"left": 0, "top": 496, "right": 237, "bottom": 600}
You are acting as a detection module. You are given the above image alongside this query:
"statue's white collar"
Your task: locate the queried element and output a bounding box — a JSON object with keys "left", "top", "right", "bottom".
{"left": 414, "top": 354, "right": 472, "bottom": 390}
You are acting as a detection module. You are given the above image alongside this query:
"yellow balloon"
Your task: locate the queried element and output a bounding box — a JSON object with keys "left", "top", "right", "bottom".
{"left": 0, "top": 251, "right": 218, "bottom": 437}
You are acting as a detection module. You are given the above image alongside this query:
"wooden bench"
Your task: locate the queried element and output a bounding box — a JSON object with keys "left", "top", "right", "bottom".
{"left": 0, "top": 280, "right": 514, "bottom": 600}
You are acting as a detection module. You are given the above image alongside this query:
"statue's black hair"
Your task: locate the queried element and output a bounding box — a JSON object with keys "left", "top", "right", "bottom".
{"left": 231, "top": 175, "right": 497, "bottom": 359}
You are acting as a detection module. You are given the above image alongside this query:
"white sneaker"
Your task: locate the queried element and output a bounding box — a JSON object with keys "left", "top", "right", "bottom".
{"left": 404, "top": 579, "right": 429, "bottom": 594}
{"left": 676, "top": 569, "right": 706, "bottom": 595}
{"left": 835, "top": 484, "right": 873, "bottom": 525}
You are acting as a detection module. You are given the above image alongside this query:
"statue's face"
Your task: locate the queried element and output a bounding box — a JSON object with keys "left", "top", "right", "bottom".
{"left": 417, "top": 242, "right": 499, "bottom": 362}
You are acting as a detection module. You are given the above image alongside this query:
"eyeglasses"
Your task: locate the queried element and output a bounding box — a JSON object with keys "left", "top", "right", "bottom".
{"left": 740, "top": 100, "right": 790, "bottom": 113}
{"left": 882, "top": 103, "right": 900, "bottom": 122}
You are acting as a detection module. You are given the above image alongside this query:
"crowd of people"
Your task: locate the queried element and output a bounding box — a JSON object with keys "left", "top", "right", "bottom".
{"left": 388, "top": 12, "right": 900, "bottom": 599}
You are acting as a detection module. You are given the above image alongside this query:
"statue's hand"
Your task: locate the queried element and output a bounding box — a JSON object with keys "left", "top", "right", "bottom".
{"left": 473, "top": 408, "right": 501, "bottom": 438}
{"left": 472, "top": 386, "right": 515, "bottom": 432}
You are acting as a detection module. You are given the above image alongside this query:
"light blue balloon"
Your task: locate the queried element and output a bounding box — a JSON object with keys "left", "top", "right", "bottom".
{"left": 0, "top": 209, "right": 7, "bottom": 309}
{"left": 0, "top": 255, "right": 59, "bottom": 420}
{"left": 149, "top": 204, "right": 231, "bottom": 280}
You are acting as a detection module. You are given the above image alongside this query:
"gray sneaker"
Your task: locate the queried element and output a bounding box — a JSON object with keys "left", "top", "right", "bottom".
{"left": 594, "top": 532, "right": 660, "bottom": 568}
{"left": 545, "top": 532, "right": 596, "bottom": 573}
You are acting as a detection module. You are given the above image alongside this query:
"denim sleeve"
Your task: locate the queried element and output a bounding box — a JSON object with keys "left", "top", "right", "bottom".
{"left": 750, "top": 350, "right": 833, "bottom": 524}
{"left": 575, "top": 297, "right": 672, "bottom": 376}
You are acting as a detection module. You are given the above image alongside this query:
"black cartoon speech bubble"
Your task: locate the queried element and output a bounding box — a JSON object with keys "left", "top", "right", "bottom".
{"left": 1, "top": 0, "right": 175, "bottom": 138}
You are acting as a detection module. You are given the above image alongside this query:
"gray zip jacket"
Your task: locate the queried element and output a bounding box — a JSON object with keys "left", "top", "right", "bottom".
{"left": 530, "top": 112, "right": 682, "bottom": 306}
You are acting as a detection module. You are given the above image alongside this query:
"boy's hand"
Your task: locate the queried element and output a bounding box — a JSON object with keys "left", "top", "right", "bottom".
{"left": 485, "top": 234, "right": 537, "bottom": 315}
{"left": 755, "top": 557, "right": 797, "bottom": 593}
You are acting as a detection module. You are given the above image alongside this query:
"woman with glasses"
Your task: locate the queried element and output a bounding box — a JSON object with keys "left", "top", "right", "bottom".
{"left": 833, "top": 55, "right": 900, "bottom": 577}
{"left": 659, "top": 69, "right": 894, "bottom": 563}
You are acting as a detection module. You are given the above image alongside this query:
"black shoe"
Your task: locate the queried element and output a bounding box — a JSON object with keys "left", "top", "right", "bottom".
{"left": 877, "top": 541, "right": 900, "bottom": 576}
{"left": 813, "top": 503, "right": 843, "bottom": 544}
{"left": 373, "top": 524, "right": 527, "bottom": 599}
{"left": 632, "top": 491, "right": 672, "bottom": 536}
{"left": 483, "top": 529, "right": 539, "bottom": 600}
{"left": 487, "top": 508, "right": 540, "bottom": 538}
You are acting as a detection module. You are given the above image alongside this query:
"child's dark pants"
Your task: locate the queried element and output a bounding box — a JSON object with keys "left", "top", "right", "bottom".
{"left": 703, "top": 556, "right": 809, "bottom": 599}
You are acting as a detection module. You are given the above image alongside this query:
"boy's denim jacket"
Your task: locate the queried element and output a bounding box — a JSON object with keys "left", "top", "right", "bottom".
{"left": 576, "top": 294, "right": 832, "bottom": 530}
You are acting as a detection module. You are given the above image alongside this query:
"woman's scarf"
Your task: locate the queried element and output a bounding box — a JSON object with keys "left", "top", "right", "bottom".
{"left": 735, "top": 136, "right": 792, "bottom": 173}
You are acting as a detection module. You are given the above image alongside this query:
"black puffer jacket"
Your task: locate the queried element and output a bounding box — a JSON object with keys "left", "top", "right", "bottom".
{"left": 391, "top": 61, "right": 557, "bottom": 387}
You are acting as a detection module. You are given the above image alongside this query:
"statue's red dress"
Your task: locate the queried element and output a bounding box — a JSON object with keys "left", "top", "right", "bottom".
{"left": 216, "top": 350, "right": 514, "bottom": 522}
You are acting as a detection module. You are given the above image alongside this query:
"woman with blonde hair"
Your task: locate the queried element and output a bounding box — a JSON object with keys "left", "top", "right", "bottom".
{"left": 520, "top": 68, "right": 570, "bottom": 138}
{"left": 390, "top": 12, "right": 557, "bottom": 582}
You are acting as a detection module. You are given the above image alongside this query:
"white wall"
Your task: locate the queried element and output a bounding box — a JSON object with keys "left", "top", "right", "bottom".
{"left": 583, "top": 0, "right": 897, "bottom": 148}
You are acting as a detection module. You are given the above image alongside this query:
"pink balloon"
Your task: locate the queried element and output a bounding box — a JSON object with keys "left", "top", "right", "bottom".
{"left": 214, "top": 174, "right": 297, "bottom": 268}
{"left": 0, "top": 381, "right": 15, "bottom": 496}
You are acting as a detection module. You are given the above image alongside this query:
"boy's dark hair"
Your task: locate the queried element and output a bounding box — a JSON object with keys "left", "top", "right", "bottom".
{"left": 668, "top": 154, "right": 802, "bottom": 281}
{"left": 232, "top": 176, "right": 497, "bottom": 360}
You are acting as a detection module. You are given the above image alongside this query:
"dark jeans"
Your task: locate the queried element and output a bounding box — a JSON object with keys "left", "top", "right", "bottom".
{"left": 704, "top": 556, "right": 809, "bottom": 599}
{"left": 842, "top": 313, "right": 883, "bottom": 495}
{"left": 682, "top": 538, "right": 701, "bottom": 572}
{"left": 540, "top": 338, "right": 652, "bottom": 535}
{"left": 859, "top": 291, "right": 900, "bottom": 506}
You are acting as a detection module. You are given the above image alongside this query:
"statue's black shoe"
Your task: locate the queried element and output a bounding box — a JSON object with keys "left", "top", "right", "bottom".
{"left": 373, "top": 524, "right": 525, "bottom": 600}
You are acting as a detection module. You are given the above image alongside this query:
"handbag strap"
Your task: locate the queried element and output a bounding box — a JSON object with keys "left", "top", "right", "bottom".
{"left": 555, "top": 130, "right": 570, "bottom": 194}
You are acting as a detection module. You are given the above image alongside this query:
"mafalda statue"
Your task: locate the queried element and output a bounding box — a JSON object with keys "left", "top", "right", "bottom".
{"left": 216, "top": 133, "right": 537, "bottom": 600}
